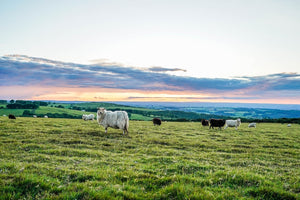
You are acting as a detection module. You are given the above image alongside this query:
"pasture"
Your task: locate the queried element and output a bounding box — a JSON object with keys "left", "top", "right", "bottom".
{"left": 0, "top": 117, "right": 299, "bottom": 199}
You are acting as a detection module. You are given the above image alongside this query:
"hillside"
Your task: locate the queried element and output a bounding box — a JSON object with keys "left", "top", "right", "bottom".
{"left": 0, "top": 117, "right": 299, "bottom": 199}
{"left": 0, "top": 101, "right": 224, "bottom": 121}
{"left": 1, "top": 100, "right": 300, "bottom": 124}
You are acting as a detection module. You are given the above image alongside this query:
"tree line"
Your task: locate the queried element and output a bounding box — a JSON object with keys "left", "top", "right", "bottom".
{"left": 5, "top": 100, "right": 48, "bottom": 109}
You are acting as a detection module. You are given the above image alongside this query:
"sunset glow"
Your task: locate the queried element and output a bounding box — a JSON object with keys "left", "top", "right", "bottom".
{"left": 0, "top": 83, "right": 299, "bottom": 105}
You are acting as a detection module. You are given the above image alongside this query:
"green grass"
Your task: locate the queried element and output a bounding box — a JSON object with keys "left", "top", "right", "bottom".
{"left": 130, "top": 114, "right": 153, "bottom": 121}
{"left": 0, "top": 117, "right": 299, "bottom": 199}
{"left": 36, "top": 106, "right": 86, "bottom": 115}
{"left": 0, "top": 109, "right": 25, "bottom": 116}
{"left": 0, "top": 107, "right": 84, "bottom": 117}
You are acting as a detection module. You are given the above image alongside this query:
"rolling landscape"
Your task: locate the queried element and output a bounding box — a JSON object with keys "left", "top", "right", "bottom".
{"left": 1, "top": 1, "right": 300, "bottom": 199}
{"left": 113, "top": 101, "right": 300, "bottom": 119}
{"left": 0, "top": 100, "right": 300, "bottom": 199}
{"left": 1, "top": 100, "right": 300, "bottom": 123}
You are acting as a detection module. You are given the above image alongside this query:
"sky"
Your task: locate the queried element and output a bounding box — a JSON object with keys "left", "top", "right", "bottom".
{"left": 0, "top": 0, "right": 300, "bottom": 104}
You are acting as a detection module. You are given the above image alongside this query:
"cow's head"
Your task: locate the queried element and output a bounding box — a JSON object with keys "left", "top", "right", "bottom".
{"left": 97, "top": 107, "right": 106, "bottom": 116}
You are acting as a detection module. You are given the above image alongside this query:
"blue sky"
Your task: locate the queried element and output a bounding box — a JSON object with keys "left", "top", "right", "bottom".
{"left": 0, "top": 0, "right": 300, "bottom": 103}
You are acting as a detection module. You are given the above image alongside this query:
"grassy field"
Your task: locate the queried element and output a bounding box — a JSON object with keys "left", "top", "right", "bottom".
{"left": 0, "top": 117, "right": 299, "bottom": 199}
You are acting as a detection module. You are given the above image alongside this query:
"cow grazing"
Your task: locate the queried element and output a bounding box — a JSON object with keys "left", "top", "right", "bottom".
{"left": 97, "top": 108, "right": 129, "bottom": 135}
{"left": 153, "top": 118, "right": 162, "bottom": 126}
{"left": 209, "top": 119, "right": 225, "bottom": 129}
{"left": 201, "top": 119, "right": 209, "bottom": 126}
{"left": 8, "top": 114, "right": 16, "bottom": 119}
{"left": 224, "top": 118, "right": 241, "bottom": 130}
{"left": 248, "top": 122, "right": 256, "bottom": 128}
{"left": 33, "top": 115, "right": 37, "bottom": 118}
{"left": 287, "top": 124, "right": 291, "bottom": 127}
{"left": 82, "top": 114, "right": 95, "bottom": 121}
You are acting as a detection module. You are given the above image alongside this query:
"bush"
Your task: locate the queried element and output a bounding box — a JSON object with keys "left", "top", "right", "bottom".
{"left": 22, "top": 110, "right": 32, "bottom": 116}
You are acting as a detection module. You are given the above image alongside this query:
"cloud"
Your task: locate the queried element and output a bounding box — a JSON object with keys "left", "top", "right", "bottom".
{"left": 148, "top": 66, "right": 187, "bottom": 73}
{"left": 1, "top": 55, "right": 300, "bottom": 102}
{"left": 235, "top": 73, "right": 300, "bottom": 92}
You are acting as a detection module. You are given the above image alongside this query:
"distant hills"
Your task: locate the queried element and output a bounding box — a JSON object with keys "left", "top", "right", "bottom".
{"left": 1, "top": 100, "right": 300, "bottom": 123}
{"left": 112, "top": 101, "right": 300, "bottom": 110}
{"left": 112, "top": 101, "right": 300, "bottom": 119}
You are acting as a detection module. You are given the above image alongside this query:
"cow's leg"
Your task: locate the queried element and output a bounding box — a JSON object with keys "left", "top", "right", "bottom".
{"left": 105, "top": 127, "right": 107, "bottom": 133}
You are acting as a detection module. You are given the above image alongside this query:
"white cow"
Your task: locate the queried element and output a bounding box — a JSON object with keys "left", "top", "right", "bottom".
{"left": 97, "top": 108, "right": 129, "bottom": 135}
{"left": 82, "top": 114, "right": 95, "bottom": 121}
{"left": 224, "top": 118, "right": 241, "bottom": 130}
{"left": 287, "top": 124, "right": 291, "bottom": 127}
{"left": 248, "top": 122, "right": 256, "bottom": 128}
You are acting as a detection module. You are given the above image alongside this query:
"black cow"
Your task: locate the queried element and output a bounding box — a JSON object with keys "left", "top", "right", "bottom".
{"left": 209, "top": 119, "right": 225, "bottom": 129}
{"left": 201, "top": 119, "right": 209, "bottom": 126}
{"left": 152, "top": 118, "right": 162, "bottom": 126}
{"left": 8, "top": 114, "right": 16, "bottom": 119}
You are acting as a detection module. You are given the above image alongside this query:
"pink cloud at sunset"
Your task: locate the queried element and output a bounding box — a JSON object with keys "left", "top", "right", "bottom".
{"left": 0, "top": 55, "right": 299, "bottom": 104}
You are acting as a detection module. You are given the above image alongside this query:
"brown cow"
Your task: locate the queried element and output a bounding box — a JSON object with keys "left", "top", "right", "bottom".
{"left": 152, "top": 118, "right": 162, "bottom": 126}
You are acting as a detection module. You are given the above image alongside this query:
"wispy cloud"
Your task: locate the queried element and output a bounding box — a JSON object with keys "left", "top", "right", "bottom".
{"left": 1, "top": 55, "right": 300, "bottom": 103}
{"left": 147, "top": 66, "right": 187, "bottom": 73}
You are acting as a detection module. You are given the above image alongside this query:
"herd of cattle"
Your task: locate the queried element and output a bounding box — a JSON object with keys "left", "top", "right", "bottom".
{"left": 5, "top": 108, "right": 293, "bottom": 135}
{"left": 202, "top": 118, "right": 256, "bottom": 129}
{"left": 86, "top": 108, "right": 254, "bottom": 134}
